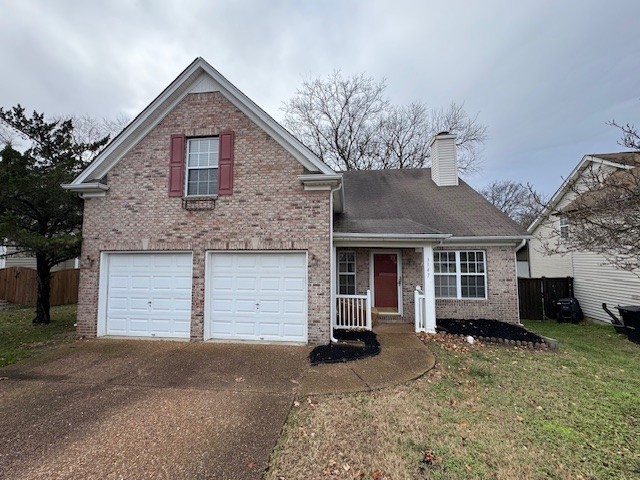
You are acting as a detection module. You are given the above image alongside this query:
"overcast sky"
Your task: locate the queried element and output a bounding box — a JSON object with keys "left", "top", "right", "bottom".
{"left": 1, "top": 0, "right": 638, "bottom": 195}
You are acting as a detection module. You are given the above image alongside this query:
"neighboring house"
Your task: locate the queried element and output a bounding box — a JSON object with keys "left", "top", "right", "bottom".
{"left": 528, "top": 152, "right": 640, "bottom": 323}
{"left": 0, "top": 246, "right": 77, "bottom": 271}
{"left": 63, "top": 57, "right": 528, "bottom": 345}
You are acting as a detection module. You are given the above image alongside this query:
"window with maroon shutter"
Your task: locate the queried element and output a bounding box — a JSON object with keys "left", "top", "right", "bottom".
{"left": 168, "top": 134, "right": 185, "bottom": 197}
{"left": 218, "top": 130, "right": 234, "bottom": 195}
{"left": 185, "top": 137, "right": 220, "bottom": 196}
{"left": 175, "top": 131, "right": 234, "bottom": 198}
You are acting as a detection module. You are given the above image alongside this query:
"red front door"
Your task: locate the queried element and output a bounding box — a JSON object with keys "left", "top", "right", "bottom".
{"left": 373, "top": 253, "right": 398, "bottom": 310}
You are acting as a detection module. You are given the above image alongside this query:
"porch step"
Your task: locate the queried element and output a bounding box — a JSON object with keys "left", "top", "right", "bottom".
{"left": 376, "top": 315, "right": 405, "bottom": 324}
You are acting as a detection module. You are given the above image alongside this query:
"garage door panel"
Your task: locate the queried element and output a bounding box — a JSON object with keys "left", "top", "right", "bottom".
{"left": 283, "top": 323, "right": 304, "bottom": 337}
{"left": 172, "top": 298, "right": 193, "bottom": 312}
{"left": 259, "top": 277, "right": 280, "bottom": 292}
{"left": 207, "top": 252, "right": 307, "bottom": 342}
{"left": 104, "top": 253, "right": 192, "bottom": 338}
{"left": 211, "top": 298, "right": 233, "bottom": 314}
{"left": 211, "top": 276, "right": 234, "bottom": 291}
{"left": 283, "top": 278, "right": 305, "bottom": 293}
{"left": 283, "top": 254, "right": 306, "bottom": 268}
{"left": 257, "top": 322, "right": 280, "bottom": 336}
{"left": 258, "top": 300, "right": 280, "bottom": 314}
{"left": 235, "top": 299, "right": 258, "bottom": 313}
{"left": 151, "top": 276, "right": 174, "bottom": 290}
{"left": 283, "top": 300, "right": 304, "bottom": 314}
{"left": 237, "top": 255, "right": 258, "bottom": 268}
{"left": 236, "top": 277, "right": 258, "bottom": 291}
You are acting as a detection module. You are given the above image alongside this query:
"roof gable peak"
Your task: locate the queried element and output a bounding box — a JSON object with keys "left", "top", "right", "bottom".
{"left": 70, "top": 57, "right": 334, "bottom": 186}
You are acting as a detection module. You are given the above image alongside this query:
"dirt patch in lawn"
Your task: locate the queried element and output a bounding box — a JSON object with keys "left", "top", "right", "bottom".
{"left": 309, "top": 330, "right": 380, "bottom": 365}
{"left": 437, "top": 318, "right": 545, "bottom": 343}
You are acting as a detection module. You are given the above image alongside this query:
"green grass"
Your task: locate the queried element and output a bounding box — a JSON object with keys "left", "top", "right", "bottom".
{"left": 268, "top": 320, "right": 640, "bottom": 479}
{"left": 0, "top": 304, "right": 77, "bottom": 367}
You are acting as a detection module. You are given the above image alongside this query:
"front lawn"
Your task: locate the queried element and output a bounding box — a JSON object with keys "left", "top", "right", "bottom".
{"left": 267, "top": 320, "right": 640, "bottom": 479}
{"left": 0, "top": 304, "right": 77, "bottom": 367}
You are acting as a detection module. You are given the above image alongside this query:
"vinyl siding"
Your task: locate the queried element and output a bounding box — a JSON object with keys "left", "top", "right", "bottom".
{"left": 528, "top": 162, "right": 637, "bottom": 322}
{"left": 572, "top": 251, "right": 640, "bottom": 323}
{"left": 2, "top": 246, "right": 77, "bottom": 271}
{"left": 528, "top": 190, "right": 576, "bottom": 278}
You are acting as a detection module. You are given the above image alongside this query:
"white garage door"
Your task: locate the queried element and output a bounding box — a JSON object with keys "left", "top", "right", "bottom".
{"left": 103, "top": 253, "right": 193, "bottom": 338}
{"left": 207, "top": 252, "right": 307, "bottom": 342}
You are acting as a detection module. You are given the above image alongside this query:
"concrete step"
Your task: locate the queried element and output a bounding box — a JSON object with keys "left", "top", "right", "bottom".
{"left": 376, "top": 315, "right": 405, "bottom": 323}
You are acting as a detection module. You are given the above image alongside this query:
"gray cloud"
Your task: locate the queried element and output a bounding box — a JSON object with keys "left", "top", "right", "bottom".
{"left": 1, "top": 0, "right": 638, "bottom": 195}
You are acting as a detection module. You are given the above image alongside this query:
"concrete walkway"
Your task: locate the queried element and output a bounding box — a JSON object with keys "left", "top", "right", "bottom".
{"left": 301, "top": 323, "right": 435, "bottom": 395}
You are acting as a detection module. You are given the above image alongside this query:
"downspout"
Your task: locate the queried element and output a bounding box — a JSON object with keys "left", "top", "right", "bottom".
{"left": 329, "top": 182, "right": 343, "bottom": 343}
{"left": 514, "top": 238, "right": 527, "bottom": 322}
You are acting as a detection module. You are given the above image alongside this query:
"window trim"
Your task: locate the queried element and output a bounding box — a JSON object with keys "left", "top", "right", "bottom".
{"left": 434, "top": 250, "right": 487, "bottom": 300}
{"left": 559, "top": 217, "right": 570, "bottom": 240}
{"left": 337, "top": 250, "right": 357, "bottom": 295}
{"left": 184, "top": 136, "right": 220, "bottom": 197}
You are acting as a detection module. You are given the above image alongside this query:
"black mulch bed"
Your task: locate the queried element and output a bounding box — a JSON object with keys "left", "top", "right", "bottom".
{"left": 309, "top": 329, "right": 380, "bottom": 365}
{"left": 437, "top": 318, "right": 545, "bottom": 343}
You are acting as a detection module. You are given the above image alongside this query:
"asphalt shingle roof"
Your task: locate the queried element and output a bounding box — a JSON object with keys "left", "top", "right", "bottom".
{"left": 334, "top": 168, "right": 528, "bottom": 237}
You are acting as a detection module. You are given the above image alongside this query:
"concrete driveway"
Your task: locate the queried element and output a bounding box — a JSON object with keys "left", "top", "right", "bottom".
{"left": 0, "top": 339, "right": 309, "bottom": 479}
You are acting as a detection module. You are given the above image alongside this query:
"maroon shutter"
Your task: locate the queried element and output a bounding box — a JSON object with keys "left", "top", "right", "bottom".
{"left": 168, "top": 134, "right": 185, "bottom": 197}
{"left": 218, "top": 130, "right": 234, "bottom": 195}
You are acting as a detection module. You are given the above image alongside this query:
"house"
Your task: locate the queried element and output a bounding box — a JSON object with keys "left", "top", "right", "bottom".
{"left": 528, "top": 152, "right": 640, "bottom": 323}
{"left": 0, "top": 245, "right": 77, "bottom": 271}
{"left": 63, "top": 57, "right": 528, "bottom": 344}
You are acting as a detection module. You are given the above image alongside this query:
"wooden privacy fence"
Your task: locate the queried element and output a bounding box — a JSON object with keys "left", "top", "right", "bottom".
{"left": 0, "top": 267, "right": 79, "bottom": 306}
{"left": 518, "top": 276, "right": 574, "bottom": 320}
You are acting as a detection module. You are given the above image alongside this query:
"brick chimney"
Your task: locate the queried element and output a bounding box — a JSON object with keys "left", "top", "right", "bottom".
{"left": 430, "top": 132, "right": 458, "bottom": 186}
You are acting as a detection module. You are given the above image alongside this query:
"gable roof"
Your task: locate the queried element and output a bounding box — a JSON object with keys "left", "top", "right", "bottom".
{"left": 334, "top": 169, "right": 528, "bottom": 239}
{"left": 68, "top": 57, "right": 334, "bottom": 188}
{"left": 527, "top": 151, "right": 638, "bottom": 233}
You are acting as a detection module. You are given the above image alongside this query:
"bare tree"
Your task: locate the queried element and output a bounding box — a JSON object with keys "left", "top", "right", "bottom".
{"left": 283, "top": 71, "right": 487, "bottom": 173}
{"left": 55, "top": 113, "right": 130, "bottom": 162}
{"left": 480, "top": 180, "right": 544, "bottom": 228}
{"left": 538, "top": 120, "right": 640, "bottom": 274}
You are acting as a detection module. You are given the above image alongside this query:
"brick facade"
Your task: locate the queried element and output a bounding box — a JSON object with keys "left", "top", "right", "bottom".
{"left": 434, "top": 246, "right": 520, "bottom": 323}
{"left": 77, "top": 91, "right": 331, "bottom": 344}
{"left": 337, "top": 245, "right": 520, "bottom": 325}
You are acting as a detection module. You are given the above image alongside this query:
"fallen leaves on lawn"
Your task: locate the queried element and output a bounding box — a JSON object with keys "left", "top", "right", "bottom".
{"left": 422, "top": 450, "right": 435, "bottom": 465}
{"left": 418, "top": 331, "right": 483, "bottom": 352}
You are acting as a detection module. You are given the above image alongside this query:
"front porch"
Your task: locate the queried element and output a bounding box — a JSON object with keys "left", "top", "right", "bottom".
{"left": 332, "top": 246, "right": 437, "bottom": 334}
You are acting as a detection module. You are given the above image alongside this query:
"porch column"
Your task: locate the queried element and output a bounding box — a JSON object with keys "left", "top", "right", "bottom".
{"left": 330, "top": 245, "right": 337, "bottom": 332}
{"left": 423, "top": 244, "right": 436, "bottom": 333}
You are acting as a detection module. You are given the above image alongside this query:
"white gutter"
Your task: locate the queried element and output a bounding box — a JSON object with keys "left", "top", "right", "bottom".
{"left": 445, "top": 235, "right": 532, "bottom": 243}
{"left": 334, "top": 232, "right": 451, "bottom": 240}
{"left": 328, "top": 182, "right": 343, "bottom": 343}
{"left": 515, "top": 238, "right": 527, "bottom": 252}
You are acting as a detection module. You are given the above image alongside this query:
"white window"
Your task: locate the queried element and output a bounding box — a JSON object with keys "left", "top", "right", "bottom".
{"left": 559, "top": 218, "right": 570, "bottom": 240}
{"left": 186, "top": 137, "right": 219, "bottom": 196}
{"left": 434, "top": 251, "right": 457, "bottom": 298}
{"left": 337, "top": 251, "right": 356, "bottom": 295}
{"left": 434, "top": 250, "right": 487, "bottom": 299}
